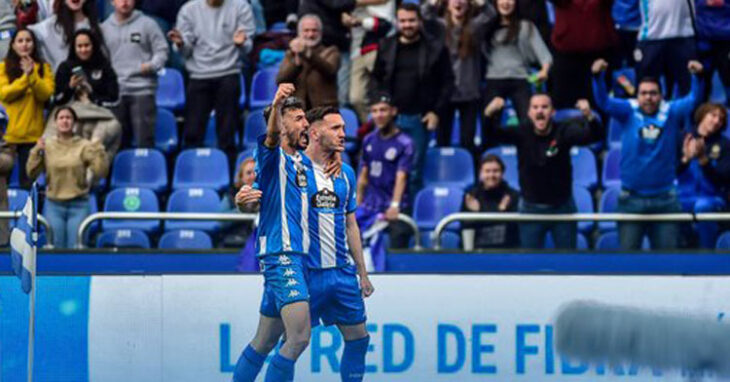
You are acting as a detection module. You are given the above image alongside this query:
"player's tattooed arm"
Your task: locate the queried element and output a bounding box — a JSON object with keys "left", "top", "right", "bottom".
{"left": 265, "top": 83, "right": 296, "bottom": 148}
{"left": 324, "top": 152, "right": 342, "bottom": 178}
{"left": 346, "top": 213, "right": 374, "bottom": 298}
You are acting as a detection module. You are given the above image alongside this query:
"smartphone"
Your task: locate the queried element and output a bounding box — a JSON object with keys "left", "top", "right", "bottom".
{"left": 72, "top": 66, "right": 86, "bottom": 80}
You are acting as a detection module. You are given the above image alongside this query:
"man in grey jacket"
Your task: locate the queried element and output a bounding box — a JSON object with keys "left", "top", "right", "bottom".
{"left": 167, "top": 0, "right": 255, "bottom": 170}
{"left": 103, "top": 0, "right": 169, "bottom": 149}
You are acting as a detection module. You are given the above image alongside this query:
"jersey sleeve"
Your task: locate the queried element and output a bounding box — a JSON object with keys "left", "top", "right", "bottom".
{"left": 344, "top": 165, "right": 358, "bottom": 214}
{"left": 398, "top": 136, "right": 415, "bottom": 173}
{"left": 255, "top": 135, "right": 280, "bottom": 192}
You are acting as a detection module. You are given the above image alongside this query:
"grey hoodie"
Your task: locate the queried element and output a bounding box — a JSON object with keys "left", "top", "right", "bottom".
{"left": 175, "top": 0, "right": 255, "bottom": 79}
{"left": 102, "top": 10, "right": 169, "bottom": 96}
{"left": 29, "top": 16, "right": 90, "bottom": 71}
{"left": 0, "top": 0, "right": 15, "bottom": 32}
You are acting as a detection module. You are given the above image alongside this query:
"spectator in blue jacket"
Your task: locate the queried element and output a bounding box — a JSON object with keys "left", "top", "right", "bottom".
{"left": 592, "top": 58, "right": 704, "bottom": 250}
{"left": 679, "top": 103, "right": 730, "bottom": 248}
{"left": 696, "top": 0, "right": 730, "bottom": 105}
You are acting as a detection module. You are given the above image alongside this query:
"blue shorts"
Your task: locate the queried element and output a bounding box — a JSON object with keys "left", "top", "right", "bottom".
{"left": 309, "top": 265, "right": 367, "bottom": 327}
{"left": 259, "top": 253, "right": 310, "bottom": 317}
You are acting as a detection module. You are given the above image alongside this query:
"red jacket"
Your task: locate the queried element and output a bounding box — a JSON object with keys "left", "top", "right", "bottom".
{"left": 551, "top": 0, "right": 618, "bottom": 53}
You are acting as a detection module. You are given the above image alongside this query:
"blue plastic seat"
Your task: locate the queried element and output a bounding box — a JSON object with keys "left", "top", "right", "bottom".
{"left": 204, "top": 113, "right": 241, "bottom": 148}
{"left": 159, "top": 229, "right": 213, "bottom": 249}
{"left": 249, "top": 69, "right": 278, "bottom": 110}
{"left": 483, "top": 146, "right": 519, "bottom": 190}
{"left": 424, "top": 147, "right": 475, "bottom": 190}
{"left": 173, "top": 148, "right": 230, "bottom": 192}
{"left": 571, "top": 147, "right": 598, "bottom": 190}
{"left": 154, "top": 108, "right": 178, "bottom": 153}
{"left": 553, "top": 108, "right": 602, "bottom": 124}
{"left": 717, "top": 231, "right": 730, "bottom": 250}
{"left": 413, "top": 186, "right": 464, "bottom": 231}
{"left": 599, "top": 186, "right": 621, "bottom": 232}
{"left": 340, "top": 107, "right": 360, "bottom": 152}
{"left": 156, "top": 68, "right": 185, "bottom": 111}
{"left": 244, "top": 109, "right": 267, "bottom": 148}
{"left": 545, "top": 232, "right": 589, "bottom": 250}
{"left": 8, "top": 160, "right": 19, "bottom": 188}
{"left": 602, "top": 148, "right": 621, "bottom": 189}
{"left": 596, "top": 231, "right": 650, "bottom": 250}
{"left": 165, "top": 188, "right": 222, "bottom": 232}
{"left": 7, "top": 188, "right": 29, "bottom": 229}
{"left": 421, "top": 230, "right": 461, "bottom": 249}
{"left": 96, "top": 229, "right": 151, "bottom": 248}
{"left": 239, "top": 74, "right": 247, "bottom": 109}
{"left": 573, "top": 184, "right": 595, "bottom": 233}
{"left": 111, "top": 149, "right": 168, "bottom": 193}
{"left": 102, "top": 188, "right": 160, "bottom": 233}
{"left": 607, "top": 118, "right": 622, "bottom": 149}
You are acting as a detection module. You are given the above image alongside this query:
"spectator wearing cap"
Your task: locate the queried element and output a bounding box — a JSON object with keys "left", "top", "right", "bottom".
{"left": 103, "top": 0, "right": 169, "bottom": 149}
{"left": 592, "top": 58, "right": 703, "bottom": 250}
{"left": 167, "top": 0, "right": 256, "bottom": 171}
{"left": 373, "top": 2, "right": 454, "bottom": 192}
{"left": 679, "top": 103, "right": 730, "bottom": 248}
{"left": 484, "top": 93, "right": 602, "bottom": 249}
{"left": 276, "top": 14, "right": 339, "bottom": 110}
{"left": 356, "top": 92, "right": 415, "bottom": 258}
{"left": 461, "top": 154, "right": 520, "bottom": 249}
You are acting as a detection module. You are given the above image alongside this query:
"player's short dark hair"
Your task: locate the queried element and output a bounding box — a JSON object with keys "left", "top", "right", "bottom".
{"left": 279, "top": 96, "right": 305, "bottom": 116}
{"left": 480, "top": 154, "right": 505, "bottom": 172}
{"left": 638, "top": 76, "right": 662, "bottom": 93}
{"left": 397, "top": 2, "right": 422, "bottom": 18}
{"left": 306, "top": 106, "right": 341, "bottom": 125}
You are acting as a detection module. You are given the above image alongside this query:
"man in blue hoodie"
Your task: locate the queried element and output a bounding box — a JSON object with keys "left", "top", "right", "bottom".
{"left": 592, "top": 58, "right": 704, "bottom": 250}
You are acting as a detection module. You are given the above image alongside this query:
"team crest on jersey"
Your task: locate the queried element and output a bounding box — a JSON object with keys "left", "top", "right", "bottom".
{"left": 710, "top": 144, "right": 721, "bottom": 160}
{"left": 312, "top": 188, "right": 340, "bottom": 209}
{"left": 385, "top": 147, "right": 397, "bottom": 161}
{"left": 286, "top": 279, "right": 299, "bottom": 287}
{"left": 296, "top": 169, "right": 308, "bottom": 188}
{"left": 283, "top": 268, "right": 296, "bottom": 277}
{"left": 91, "top": 69, "right": 103, "bottom": 80}
{"left": 545, "top": 139, "right": 559, "bottom": 157}
{"left": 640, "top": 124, "right": 662, "bottom": 141}
{"left": 278, "top": 255, "right": 292, "bottom": 265}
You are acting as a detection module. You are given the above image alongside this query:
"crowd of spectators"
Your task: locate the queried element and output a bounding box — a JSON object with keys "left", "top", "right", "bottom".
{"left": 0, "top": 0, "right": 728, "bottom": 253}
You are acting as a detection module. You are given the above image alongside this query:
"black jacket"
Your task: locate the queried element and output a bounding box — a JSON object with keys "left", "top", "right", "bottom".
{"left": 298, "top": 0, "right": 356, "bottom": 51}
{"left": 373, "top": 32, "right": 455, "bottom": 116}
{"left": 54, "top": 60, "right": 119, "bottom": 108}
{"left": 462, "top": 181, "right": 520, "bottom": 249}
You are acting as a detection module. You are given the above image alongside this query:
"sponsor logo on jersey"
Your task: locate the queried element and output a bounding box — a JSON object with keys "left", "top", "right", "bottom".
{"left": 312, "top": 188, "right": 340, "bottom": 209}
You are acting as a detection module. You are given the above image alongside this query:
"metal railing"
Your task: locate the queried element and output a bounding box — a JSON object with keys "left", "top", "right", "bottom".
{"left": 76, "top": 212, "right": 421, "bottom": 249}
{"left": 431, "top": 212, "right": 729, "bottom": 249}
{"left": 0, "top": 211, "right": 54, "bottom": 248}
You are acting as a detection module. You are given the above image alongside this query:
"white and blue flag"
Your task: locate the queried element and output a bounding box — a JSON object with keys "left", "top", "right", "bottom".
{"left": 10, "top": 183, "right": 38, "bottom": 294}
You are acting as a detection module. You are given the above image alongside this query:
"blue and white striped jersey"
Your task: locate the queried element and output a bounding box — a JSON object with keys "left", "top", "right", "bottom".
{"left": 254, "top": 136, "right": 312, "bottom": 259}
{"left": 303, "top": 161, "right": 358, "bottom": 269}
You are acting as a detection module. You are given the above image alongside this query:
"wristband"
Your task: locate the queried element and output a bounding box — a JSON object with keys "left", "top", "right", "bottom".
{"left": 390, "top": 201, "right": 400, "bottom": 209}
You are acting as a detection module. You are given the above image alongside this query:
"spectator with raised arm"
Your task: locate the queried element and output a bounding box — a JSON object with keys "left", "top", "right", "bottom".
{"left": 461, "top": 154, "right": 519, "bottom": 249}
{"left": 373, "top": 2, "right": 454, "bottom": 191}
{"left": 483, "top": 93, "right": 602, "bottom": 249}
{"left": 482, "top": 0, "right": 550, "bottom": 148}
{"left": 592, "top": 58, "right": 703, "bottom": 250}
{"left": 167, "top": 0, "right": 255, "bottom": 173}
{"left": 422, "top": 0, "right": 491, "bottom": 158}
{"left": 276, "top": 14, "right": 339, "bottom": 110}
{"left": 103, "top": 0, "right": 169, "bottom": 149}
{"left": 0, "top": 27, "right": 54, "bottom": 189}
{"left": 27, "top": 106, "right": 108, "bottom": 248}
{"left": 29, "top": 0, "right": 106, "bottom": 70}
{"left": 49, "top": 29, "right": 121, "bottom": 157}
{"left": 679, "top": 103, "right": 730, "bottom": 248}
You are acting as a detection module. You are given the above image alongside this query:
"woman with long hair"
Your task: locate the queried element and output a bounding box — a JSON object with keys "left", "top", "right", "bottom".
{"left": 47, "top": 28, "right": 121, "bottom": 157}
{"left": 422, "top": 0, "right": 490, "bottom": 156}
{"left": 29, "top": 0, "right": 105, "bottom": 70}
{"left": 27, "top": 106, "right": 108, "bottom": 248}
{"left": 0, "top": 27, "right": 54, "bottom": 189}
{"left": 481, "top": 0, "right": 551, "bottom": 148}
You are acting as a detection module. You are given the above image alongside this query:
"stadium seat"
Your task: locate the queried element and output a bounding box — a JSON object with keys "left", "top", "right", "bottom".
{"left": 102, "top": 188, "right": 160, "bottom": 233}
{"left": 8, "top": 160, "right": 19, "bottom": 188}
{"left": 599, "top": 186, "right": 621, "bottom": 232}
{"left": 573, "top": 184, "right": 595, "bottom": 233}
{"left": 413, "top": 186, "right": 464, "bottom": 231}
{"left": 423, "top": 147, "right": 475, "bottom": 189}
{"left": 553, "top": 108, "right": 602, "bottom": 124}
{"left": 7, "top": 188, "right": 28, "bottom": 229}
{"left": 154, "top": 108, "right": 178, "bottom": 153}
{"left": 421, "top": 230, "right": 461, "bottom": 249}
{"left": 717, "top": 231, "right": 730, "bottom": 250}
{"left": 602, "top": 148, "right": 621, "bottom": 189}
{"left": 156, "top": 68, "right": 185, "bottom": 111}
{"left": 483, "top": 146, "right": 519, "bottom": 190}
{"left": 173, "top": 148, "right": 230, "bottom": 192}
{"left": 239, "top": 74, "right": 247, "bottom": 109}
{"left": 269, "top": 22, "right": 290, "bottom": 32}
{"left": 159, "top": 229, "right": 213, "bottom": 249}
{"left": 165, "top": 188, "right": 223, "bottom": 232}
{"left": 204, "top": 113, "right": 241, "bottom": 148}
{"left": 596, "top": 231, "right": 650, "bottom": 250}
{"left": 249, "top": 69, "right": 278, "bottom": 110}
{"left": 96, "top": 229, "right": 151, "bottom": 249}
{"left": 243, "top": 109, "right": 267, "bottom": 148}
{"left": 710, "top": 71, "right": 727, "bottom": 104}
{"left": 111, "top": 149, "right": 168, "bottom": 193}
{"left": 607, "top": 118, "right": 622, "bottom": 149}
{"left": 545, "top": 232, "right": 589, "bottom": 250}
{"left": 571, "top": 147, "right": 598, "bottom": 190}
{"left": 235, "top": 148, "right": 256, "bottom": 173}
{"left": 340, "top": 107, "right": 359, "bottom": 152}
